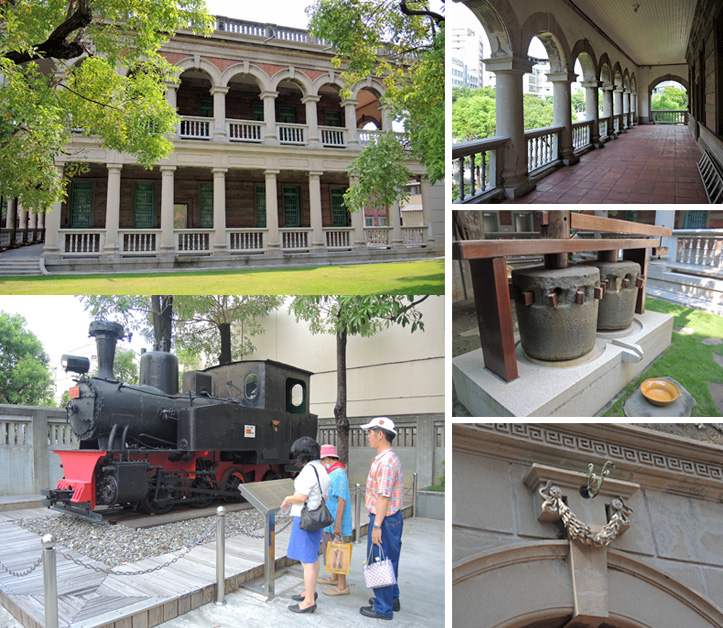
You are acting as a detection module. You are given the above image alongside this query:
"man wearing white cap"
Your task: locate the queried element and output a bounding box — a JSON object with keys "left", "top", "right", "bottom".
{"left": 359, "top": 416, "right": 404, "bottom": 621}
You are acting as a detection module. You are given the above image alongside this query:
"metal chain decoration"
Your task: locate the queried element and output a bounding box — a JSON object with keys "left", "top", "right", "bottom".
{"left": 0, "top": 555, "right": 43, "bottom": 578}
{"left": 539, "top": 480, "right": 633, "bottom": 548}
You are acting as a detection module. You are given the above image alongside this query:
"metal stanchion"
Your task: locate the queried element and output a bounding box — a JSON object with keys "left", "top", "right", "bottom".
{"left": 42, "top": 534, "right": 58, "bottom": 628}
{"left": 413, "top": 472, "right": 418, "bottom": 518}
{"left": 215, "top": 506, "right": 226, "bottom": 606}
{"left": 354, "top": 483, "right": 362, "bottom": 543}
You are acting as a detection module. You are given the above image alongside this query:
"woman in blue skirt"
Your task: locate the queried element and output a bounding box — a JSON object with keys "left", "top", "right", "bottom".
{"left": 281, "top": 436, "right": 330, "bottom": 613}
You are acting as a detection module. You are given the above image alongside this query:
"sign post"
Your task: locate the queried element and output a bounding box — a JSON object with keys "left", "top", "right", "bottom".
{"left": 239, "top": 478, "right": 295, "bottom": 600}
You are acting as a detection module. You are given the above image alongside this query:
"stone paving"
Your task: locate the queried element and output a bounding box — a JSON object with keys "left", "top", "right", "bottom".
{"left": 502, "top": 125, "right": 707, "bottom": 204}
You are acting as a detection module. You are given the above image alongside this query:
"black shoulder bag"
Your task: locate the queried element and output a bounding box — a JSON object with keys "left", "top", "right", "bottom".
{"left": 299, "top": 464, "right": 334, "bottom": 531}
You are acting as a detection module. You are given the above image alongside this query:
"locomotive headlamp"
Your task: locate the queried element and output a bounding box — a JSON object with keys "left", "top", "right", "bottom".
{"left": 61, "top": 354, "right": 90, "bottom": 374}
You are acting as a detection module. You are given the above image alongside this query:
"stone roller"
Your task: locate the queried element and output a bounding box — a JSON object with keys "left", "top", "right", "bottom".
{"left": 583, "top": 261, "right": 642, "bottom": 331}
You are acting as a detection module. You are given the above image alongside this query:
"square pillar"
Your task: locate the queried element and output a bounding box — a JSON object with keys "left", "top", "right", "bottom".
{"left": 212, "top": 167, "right": 228, "bottom": 252}
{"left": 303, "top": 95, "right": 321, "bottom": 147}
{"left": 261, "top": 91, "right": 279, "bottom": 144}
{"left": 548, "top": 71, "right": 579, "bottom": 166}
{"left": 211, "top": 86, "right": 229, "bottom": 141}
{"left": 264, "top": 170, "right": 280, "bottom": 250}
{"left": 103, "top": 164, "right": 122, "bottom": 256}
{"left": 160, "top": 165, "right": 176, "bottom": 255}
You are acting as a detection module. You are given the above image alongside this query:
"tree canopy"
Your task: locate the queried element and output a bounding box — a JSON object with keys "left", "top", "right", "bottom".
{"left": 651, "top": 85, "right": 687, "bottom": 111}
{"left": 0, "top": 0, "right": 213, "bottom": 211}
{"left": 0, "top": 312, "right": 55, "bottom": 405}
{"left": 307, "top": 0, "right": 443, "bottom": 213}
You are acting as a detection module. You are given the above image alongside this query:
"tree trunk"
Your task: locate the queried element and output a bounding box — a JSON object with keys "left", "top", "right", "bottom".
{"left": 151, "top": 295, "right": 173, "bottom": 352}
{"left": 334, "top": 328, "right": 350, "bottom": 467}
{"left": 218, "top": 322, "right": 232, "bottom": 365}
{"left": 454, "top": 210, "right": 484, "bottom": 240}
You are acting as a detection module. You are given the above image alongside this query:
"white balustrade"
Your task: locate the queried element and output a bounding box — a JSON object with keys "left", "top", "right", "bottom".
{"left": 402, "top": 226, "right": 427, "bottom": 246}
{"left": 364, "top": 227, "right": 392, "bottom": 247}
{"left": 599, "top": 119, "right": 608, "bottom": 139}
{"left": 324, "top": 228, "right": 353, "bottom": 248}
{"left": 176, "top": 230, "right": 212, "bottom": 252}
{"left": 526, "top": 126, "right": 562, "bottom": 172}
{"left": 228, "top": 229, "right": 266, "bottom": 251}
{"left": 452, "top": 136, "right": 508, "bottom": 203}
{"left": 278, "top": 123, "right": 307, "bottom": 145}
{"left": 120, "top": 230, "right": 159, "bottom": 254}
{"left": 674, "top": 231, "right": 723, "bottom": 269}
{"left": 572, "top": 121, "right": 592, "bottom": 151}
{"left": 180, "top": 116, "right": 211, "bottom": 140}
{"left": 227, "top": 119, "right": 264, "bottom": 143}
{"left": 0, "top": 419, "right": 29, "bottom": 446}
{"left": 320, "top": 126, "right": 347, "bottom": 147}
{"left": 652, "top": 110, "right": 688, "bottom": 125}
{"left": 60, "top": 230, "right": 103, "bottom": 254}
{"left": 281, "top": 228, "right": 312, "bottom": 249}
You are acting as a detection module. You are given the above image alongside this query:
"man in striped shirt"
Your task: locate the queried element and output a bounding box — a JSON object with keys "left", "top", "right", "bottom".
{"left": 360, "top": 416, "right": 404, "bottom": 621}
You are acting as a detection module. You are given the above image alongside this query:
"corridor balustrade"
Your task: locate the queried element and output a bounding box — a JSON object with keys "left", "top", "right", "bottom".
{"left": 324, "top": 227, "right": 354, "bottom": 248}
{"left": 60, "top": 230, "right": 103, "bottom": 254}
{"left": 281, "top": 228, "right": 312, "bottom": 250}
{"left": 526, "top": 126, "right": 562, "bottom": 172}
{"left": 673, "top": 230, "right": 723, "bottom": 270}
{"left": 120, "top": 230, "right": 159, "bottom": 254}
{"left": 319, "top": 126, "right": 347, "bottom": 147}
{"left": 278, "top": 123, "right": 307, "bottom": 145}
{"left": 572, "top": 120, "right": 592, "bottom": 151}
{"left": 365, "top": 226, "right": 392, "bottom": 246}
{"left": 227, "top": 120, "right": 264, "bottom": 142}
{"left": 599, "top": 118, "right": 609, "bottom": 140}
{"left": 452, "top": 137, "right": 507, "bottom": 203}
{"left": 228, "top": 229, "right": 266, "bottom": 251}
{"left": 652, "top": 110, "right": 688, "bottom": 125}
{"left": 179, "top": 117, "right": 211, "bottom": 140}
{"left": 177, "top": 230, "right": 212, "bottom": 252}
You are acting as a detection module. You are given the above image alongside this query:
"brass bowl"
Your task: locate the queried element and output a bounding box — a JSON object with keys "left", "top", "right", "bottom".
{"left": 641, "top": 378, "right": 681, "bottom": 406}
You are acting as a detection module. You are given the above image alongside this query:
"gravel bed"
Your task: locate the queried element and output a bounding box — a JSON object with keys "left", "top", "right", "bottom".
{"left": 14, "top": 509, "right": 293, "bottom": 568}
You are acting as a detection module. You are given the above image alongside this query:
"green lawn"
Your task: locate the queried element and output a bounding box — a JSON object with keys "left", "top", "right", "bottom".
{"left": 603, "top": 297, "right": 723, "bottom": 417}
{"left": 0, "top": 259, "right": 444, "bottom": 295}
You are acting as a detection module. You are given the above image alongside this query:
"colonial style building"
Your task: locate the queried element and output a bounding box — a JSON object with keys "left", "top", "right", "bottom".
{"left": 4, "top": 18, "right": 443, "bottom": 271}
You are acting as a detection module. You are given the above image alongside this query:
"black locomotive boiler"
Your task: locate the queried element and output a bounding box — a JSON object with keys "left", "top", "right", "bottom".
{"left": 43, "top": 320, "right": 318, "bottom": 520}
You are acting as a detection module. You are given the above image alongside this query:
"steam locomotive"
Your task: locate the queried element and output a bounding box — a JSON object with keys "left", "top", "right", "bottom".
{"left": 42, "top": 320, "right": 318, "bottom": 520}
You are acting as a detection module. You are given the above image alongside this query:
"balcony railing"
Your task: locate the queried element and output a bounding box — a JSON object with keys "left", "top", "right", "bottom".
{"left": 402, "top": 225, "right": 428, "bottom": 246}
{"left": 358, "top": 130, "right": 408, "bottom": 147}
{"left": 673, "top": 230, "right": 723, "bottom": 270}
{"left": 613, "top": 114, "right": 622, "bottom": 133}
{"left": 176, "top": 229, "right": 212, "bottom": 252}
{"left": 599, "top": 118, "right": 609, "bottom": 139}
{"left": 364, "top": 226, "right": 392, "bottom": 247}
{"left": 227, "top": 119, "right": 264, "bottom": 143}
{"left": 180, "top": 116, "right": 211, "bottom": 140}
{"left": 324, "top": 227, "right": 354, "bottom": 249}
{"left": 281, "top": 228, "right": 312, "bottom": 250}
{"left": 319, "top": 126, "right": 347, "bottom": 147}
{"left": 0, "top": 228, "right": 45, "bottom": 251}
{"left": 572, "top": 120, "right": 592, "bottom": 152}
{"left": 526, "top": 125, "right": 562, "bottom": 173}
{"left": 452, "top": 136, "right": 508, "bottom": 203}
{"left": 59, "top": 229, "right": 104, "bottom": 254}
{"left": 120, "top": 229, "right": 159, "bottom": 254}
{"left": 228, "top": 229, "right": 266, "bottom": 252}
{"left": 278, "top": 123, "right": 307, "bottom": 145}
{"left": 652, "top": 110, "right": 688, "bottom": 125}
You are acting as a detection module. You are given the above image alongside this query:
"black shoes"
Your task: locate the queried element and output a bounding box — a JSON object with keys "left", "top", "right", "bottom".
{"left": 369, "top": 597, "right": 401, "bottom": 612}
{"left": 360, "top": 605, "right": 392, "bottom": 620}
{"left": 291, "top": 591, "right": 318, "bottom": 602}
{"left": 288, "top": 603, "right": 317, "bottom": 613}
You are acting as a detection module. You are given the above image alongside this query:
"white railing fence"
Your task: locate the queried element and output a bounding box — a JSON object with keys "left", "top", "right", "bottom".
{"left": 60, "top": 230, "right": 104, "bottom": 254}
{"left": 179, "top": 117, "right": 211, "bottom": 140}
{"left": 673, "top": 230, "right": 723, "bottom": 269}
{"left": 526, "top": 125, "right": 562, "bottom": 172}
{"left": 451, "top": 136, "right": 507, "bottom": 203}
{"left": 652, "top": 110, "right": 688, "bottom": 125}
{"left": 227, "top": 119, "right": 264, "bottom": 143}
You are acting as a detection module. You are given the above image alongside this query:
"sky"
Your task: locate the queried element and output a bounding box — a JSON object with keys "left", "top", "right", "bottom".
{"left": 205, "top": 1, "right": 314, "bottom": 28}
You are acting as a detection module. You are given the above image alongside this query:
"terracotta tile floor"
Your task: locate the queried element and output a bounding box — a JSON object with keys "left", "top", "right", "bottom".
{"left": 502, "top": 124, "right": 708, "bottom": 204}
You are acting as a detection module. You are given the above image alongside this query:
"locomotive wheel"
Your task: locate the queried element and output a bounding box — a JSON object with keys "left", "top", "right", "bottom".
{"left": 220, "top": 467, "right": 245, "bottom": 503}
{"left": 142, "top": 475, "right": 175, "bottom": 515}
{"left": 188, "top": 477, "right": 215, "bottom": 508}
{"left": 263, "top": 470, "right": 281, "bottom": 482}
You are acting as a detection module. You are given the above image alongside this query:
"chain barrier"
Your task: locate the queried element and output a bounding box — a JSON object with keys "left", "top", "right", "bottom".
{"left": 240, "top": 517, "right": 293, "bottom": 540}
{"left": 0, "top": 555, "right": 43, "bottom": 578}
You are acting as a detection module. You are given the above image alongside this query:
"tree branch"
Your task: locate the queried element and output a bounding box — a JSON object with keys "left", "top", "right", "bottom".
{"left": 398, "top": 1, "right": 444, "bottom": 25}
{"left": 4, "top": 0, "right": 92, "bottom": 65}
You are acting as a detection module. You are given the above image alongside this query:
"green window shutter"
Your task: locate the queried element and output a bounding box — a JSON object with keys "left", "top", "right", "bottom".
{"left": 280, "top": 106, "right": 296, "bottom": 123}
{"left": 253, "top": 103, "right": 264, "bottom": 121}
{"left": 70, "top": 181, "right": 93, "bottom": 228}
{"left": 200, "top": 99, "right": 213, "bottom": 118}
{"left": 326, "top": 111, "right": 341, "bottom": 127}
{"left": 200, "top": 183, "right": 214, "bottom": 228}
{"left": 134, "top": 182, "right": 155, "bottom": 228}
{"left": 283, "top": 186, "right": 300, "bottom": 227}
{"left": 256, "top": 185, "right": 266, "bottom": 227}
{"left": 331, "top": 187, "right": 347, "bottom": 226}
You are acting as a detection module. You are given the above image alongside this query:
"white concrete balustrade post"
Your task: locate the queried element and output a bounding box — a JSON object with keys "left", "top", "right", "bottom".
{"left": 160, "top": 166, "right": 176, "bottom": 255}
{"left": 261, "top": 91, "right": 278, "bottom": 144}
{"left": 303, "top": 95, "right": 321, "bottom": 146}
{"left": 342, "top": 98, "right": 360, "bottom": 147}
{"left": 582, "top": 80, "right": 603, "bottom": 148}
{"left": 264, "top": 170, "right": 280, "bottom": 250}
{"left": 486, "top": 56, "right": 535, "bottom": 199}
{"left": 103, "top": 164, "right": 122, "bottom": 256}
{"left": 212, "top": 168, "right": 227, "bottom": 252}
{"left": 308, "top": 171, "right": 324, "bottom": 248}
{"left": 211, "top": 87, "right": 229, "bottom": 141}
{"left": 548, "top": 72, "right": 579, "bottom": 166}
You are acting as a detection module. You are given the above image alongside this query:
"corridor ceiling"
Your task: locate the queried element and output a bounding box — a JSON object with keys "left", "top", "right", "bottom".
{"left": 569, "top": 0, "right": 696, "bottom": 66}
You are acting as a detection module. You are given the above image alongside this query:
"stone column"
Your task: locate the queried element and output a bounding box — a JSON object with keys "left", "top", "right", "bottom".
{"left": 103, "top": 164, "right": 122, "bottom": 256}
{"left": 602, "top": 85, "right": 614, "bottom": 139}
{"left": 582, "top": 80, "right": 603, "bottom": 148}
{"left": 5, "top": 198, "right": 16, "bottom": 229}
{"left": 28, "top": 210, "right": 37, "bottom": 230}
{"left": 165, "top": 83, "right": 179, "bottom": 139}
{"left": 43, "top": 167, "right": 63, "bottom": 256}
{"left": 160, "top": 165, "right": 176, "bottom": 255}
{"left": 485, "top": 56, "right": 535, "bottom": 199}
{"left": 380, "top": 103, "right": 393, "bottom": 131}
{"left": 211, "top": 86, "right": 229, "bottom": 141}
{"left": 548, "top": 72, "right": 579, "bottom": 166}
{"left": 389, "top": 199, "right": 403, "bottom": 248}
{"left": 37, "top": 211, "right": 44, "bottom": 229}
{"left": 212, "top": 168, "right": 227, "bottom": 252}
{"left": 302, "top": 95, "right": 321, "bottom": 147}
{"left": 341, "top": 98, "right": 360, "bottom": 148}
{"left": 308, "top": 171, "right": 324, "bottom": 248}
{"left": 18, "top": 205, "right": 27, "bottom": 230}
{"left": 264, "top": 170, "right": 280, "bottom": 251}
{"left": 420, "top": 177, "right": 435, "bottom": 246}
{"left": 622, "top": 90, "right": 630, "bottom": 129}
{"left": 349, "top": 175, "right": 366, "bottom": 248}
{"left": 613, "top": 88, "right": 624, "bottom": 134}
{"left": 261, "top": 91, "right": 278, "bottom": 144}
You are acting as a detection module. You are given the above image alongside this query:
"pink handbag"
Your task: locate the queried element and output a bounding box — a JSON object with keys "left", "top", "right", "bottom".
{"left": 363, "top": 545, "right": 397, "bottom": 589}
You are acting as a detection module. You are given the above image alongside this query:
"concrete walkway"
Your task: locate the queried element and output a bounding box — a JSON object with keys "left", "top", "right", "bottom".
{"left": 154, "top": 516, "right": 444, "bottom": 628}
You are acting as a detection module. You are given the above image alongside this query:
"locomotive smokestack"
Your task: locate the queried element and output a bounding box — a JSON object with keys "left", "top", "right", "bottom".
{"left": 89, "top": 321, "right": 126, "bottom": 380}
